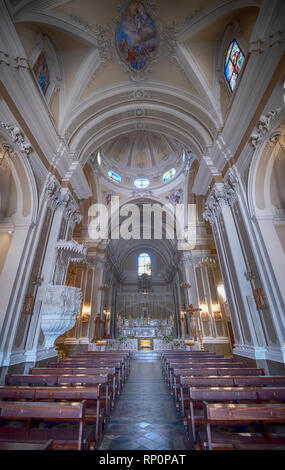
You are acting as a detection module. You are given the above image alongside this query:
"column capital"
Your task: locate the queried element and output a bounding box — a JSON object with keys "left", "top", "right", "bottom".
{"left": 203, "top": 169, "right": 240, "bottom": 224}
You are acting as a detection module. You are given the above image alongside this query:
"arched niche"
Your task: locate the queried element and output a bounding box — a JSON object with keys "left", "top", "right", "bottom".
{"left": 0, "top": 132, "right": 38, "bottom": 280}
{"left": 249, "top": 116, "right": 285, "bottom": 305}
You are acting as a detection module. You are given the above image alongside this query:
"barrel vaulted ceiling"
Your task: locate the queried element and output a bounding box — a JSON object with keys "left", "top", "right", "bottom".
{"left": 7, "top": 0, "right": 261, "bottom": 204}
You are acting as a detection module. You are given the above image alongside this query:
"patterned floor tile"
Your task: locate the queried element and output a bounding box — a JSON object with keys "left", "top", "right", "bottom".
{"left": 99, "top": 359, "right": 189, "bottom": 451}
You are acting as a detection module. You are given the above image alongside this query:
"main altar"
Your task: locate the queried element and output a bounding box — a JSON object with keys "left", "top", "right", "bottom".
{"left": 116, "top": 273, "right": 175, "bottom": 342}
{"left": 117, "top": 317, "right": 174, "bottom": 338}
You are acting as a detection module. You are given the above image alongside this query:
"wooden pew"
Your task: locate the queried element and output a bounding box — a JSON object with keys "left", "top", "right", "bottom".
{"left": 178, "top": 375, "right": 285, "bottom": 418}
{"left": 171, "top": 367, "right": 265, "bottom": 399}
{"left": 55, "top": 358, "right": 128, "bottom": 383}
{"left": 0, "top": 440, "right": 53, "bottom": 450}
{"left": 73, "top": 352, "right": 131, "bottom": 377}
{"left": 201, "top": 402, "right": 285, "bottom": 450}
{"left": 0, "top": 386, "right": 103, "bottom": 445}
{"left": 5, "top": 374, "right": 113, "bottom": 415}
{"left": 162, "top": 358, "right": 242, "bottom": 380}
{"left": 0, "top": 400, "right": 92, "bottom": 450}
{"left": 46, "top": 362, "right": 126, "bottom": 388}
{"left": 186, "top": 386, "right": 285, "bottom": 443}
{"left": 161, "top": 353, "right": 225, "bottom": 370}
{"left": 166, "top": 362, "right": 246, "bottom": 390}
{"left": 29, "top": 367, "right": 119, "bottom": 399}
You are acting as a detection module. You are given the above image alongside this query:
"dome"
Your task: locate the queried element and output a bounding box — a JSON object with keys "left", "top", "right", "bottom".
{"left": 97, "top": 131, "right": 185, "bottom": 188}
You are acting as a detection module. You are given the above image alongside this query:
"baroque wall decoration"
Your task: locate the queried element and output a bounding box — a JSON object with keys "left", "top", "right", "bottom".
{"left": 0, "top": 122, "right": 32, "bottom": 157}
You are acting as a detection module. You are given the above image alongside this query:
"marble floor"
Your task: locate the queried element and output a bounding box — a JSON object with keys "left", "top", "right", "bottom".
{"left": 99, "top": 360, "right": 191, "bottom": 451}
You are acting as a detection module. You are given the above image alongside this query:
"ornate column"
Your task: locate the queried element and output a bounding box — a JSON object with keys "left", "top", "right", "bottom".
{"left": 203, "top": 172, "right": 268, "bottom": 360}
{"left": 228, "top": 167, "right": 285, "bottom": 363}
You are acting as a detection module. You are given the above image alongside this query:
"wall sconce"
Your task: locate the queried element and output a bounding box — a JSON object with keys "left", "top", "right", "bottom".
{"left": 199, "top": 304, "right": 210, "bottom": 321}
{"left": 212, "top": 303, "right": 222, "bottom": 320}
{"left": 81, "top": 305, "right": 91, "bottom": 322}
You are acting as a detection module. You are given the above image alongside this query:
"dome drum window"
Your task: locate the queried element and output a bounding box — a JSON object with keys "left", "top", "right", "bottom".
{"left": 134, "top": 178, "right": 150, "bottom": 189}
{"left": 108, "top": 170, "right": 121, "bottom": 183}
{"left": 163, "top": 168, "right": 176, "bottom": 182}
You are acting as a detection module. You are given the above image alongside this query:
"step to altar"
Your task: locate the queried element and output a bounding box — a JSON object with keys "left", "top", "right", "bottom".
{"left": 131, "top": 351, "right": 161, "bottom": 361}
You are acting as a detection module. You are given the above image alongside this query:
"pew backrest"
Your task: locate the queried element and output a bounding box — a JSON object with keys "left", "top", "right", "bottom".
{"left": 173, "top": 368, "right": 265, "bottom": 377}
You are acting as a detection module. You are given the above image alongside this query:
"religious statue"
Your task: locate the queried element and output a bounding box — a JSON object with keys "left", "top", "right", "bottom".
{"left": 93, "top": 314, "right": 104, "bottom": 340}
{"left": 183, "top": 304, "right": 202, "bottom": 345}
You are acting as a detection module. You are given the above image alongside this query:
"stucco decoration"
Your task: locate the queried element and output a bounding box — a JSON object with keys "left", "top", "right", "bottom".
{"left": 0, "top": 122, "right": 32, "bottom": 157}
{"left": 41, "top": 285, "right": 83, "bottom": 348}
{"left": 250, "top": 108, "right": 284, "bottom": 149}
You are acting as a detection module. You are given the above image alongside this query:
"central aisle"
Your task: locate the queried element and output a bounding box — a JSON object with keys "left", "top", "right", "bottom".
{"left": 99, "top": 358, "right": 190, "bottom": 450}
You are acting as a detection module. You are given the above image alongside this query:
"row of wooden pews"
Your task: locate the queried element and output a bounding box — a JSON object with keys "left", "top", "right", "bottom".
{"left": 0, "top": 350, "right": 131, "bottom": 450}
{"left": 161, "top": 350, "right": 285, "bottom": 450}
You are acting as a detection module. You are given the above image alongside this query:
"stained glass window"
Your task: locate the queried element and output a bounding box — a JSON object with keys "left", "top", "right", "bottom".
{"left": 138, "top": 252, "right": 151, "bottom": 276}
{"left": 162, "top": 168, "right": 176, "bottom": 182}
{"left": 134, "top": 178, "right": 150, "bottom": 189}
{"left": 108, "top": 170, "right": 121, "bottom": 183}
{"left": 224, "top": 40, "right": 245, "bottom": 91}
{"left": 33, "top": 52, "right": 50, "bottom": 96}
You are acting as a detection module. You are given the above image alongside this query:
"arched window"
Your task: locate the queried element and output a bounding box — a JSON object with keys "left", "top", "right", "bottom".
{"left": 33, "top": 51, "right": 50, "bottom": 96}
{"left": 31, "top": 34, "right": 62, "bottom": 105}
{"left": 108, "top": 170, "right": 121, "bottom": 183}
{"left": 224, "top": 40, "right": 245, "bottom": 91}
{"left": 138, "top": 252, "right": 151, "bottom": 276}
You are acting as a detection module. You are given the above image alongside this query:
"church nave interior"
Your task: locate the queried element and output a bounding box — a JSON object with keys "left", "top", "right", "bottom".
{"left": 0, "top": 0, "right": 285, "bottom": 452}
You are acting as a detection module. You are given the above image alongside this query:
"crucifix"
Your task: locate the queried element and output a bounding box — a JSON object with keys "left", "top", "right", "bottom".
{"left": 183, "top": 303, "right": 203, "bottom": 349}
